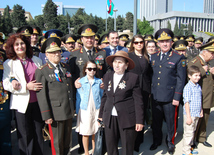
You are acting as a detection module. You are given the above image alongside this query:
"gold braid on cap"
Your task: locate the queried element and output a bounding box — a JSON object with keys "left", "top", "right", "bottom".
{"left": 66, "top": 37, "right": 75, "bottom": 43}
{"left": 33, "top": 28, "right": 39, "bottom": 34}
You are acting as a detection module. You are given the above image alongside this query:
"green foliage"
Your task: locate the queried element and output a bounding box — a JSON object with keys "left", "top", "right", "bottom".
{"left": 187, "top": 23, "right": 193, "bottom": 35}
{"left": 137, "top": 17, "right": 154, "bottom": 35}
{"left": 2, "top": 5, "right": 12, "bottom": 35}
{"left": 116, "top": 15, "right": 124, "bottom": 32}
{"left": 34, "top": 15, "right": 45, "bottom": 31}
{"left": 11, "top": 4, "right": 27, "bottom": 28}
{"left": 173, "top": 21, "right": 179, "bottom": 36}
{"left": 57, "top": 15, "right": 68, "bottom": 35}
{"left": 43, "top": 0, "right": 59, "bottom": 29}
{"left": 123, "top": 12, "right": 133, "bottom": 32}
{"left": 167, "top": 21, "right": 171, "bottom": 30}
{"left": 107, "top": 17, "right": 114, "bottom": 31}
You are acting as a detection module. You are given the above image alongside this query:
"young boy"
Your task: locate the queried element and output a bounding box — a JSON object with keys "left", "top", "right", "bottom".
{"left": 182, "top": 65, "right": 203, "bottom": 155}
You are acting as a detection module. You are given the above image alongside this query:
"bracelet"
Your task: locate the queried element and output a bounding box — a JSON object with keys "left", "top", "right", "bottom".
{"left": 10, "top": 77, "right": 17, "bottom": 83}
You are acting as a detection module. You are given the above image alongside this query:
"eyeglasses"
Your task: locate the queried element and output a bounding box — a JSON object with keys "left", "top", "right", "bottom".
{"left": 133, "top": 41, "right": 144, "bottom": 44}
{"left": 87, "top": 68, "right": 97, "bottom": 71}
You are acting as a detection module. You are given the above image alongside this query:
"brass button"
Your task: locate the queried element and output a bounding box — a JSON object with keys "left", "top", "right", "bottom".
{"left": 69, "top": 98, "right": 71, "bottom": 100}
{"left": 159, "top": 65, "right": 162, "bottom": 68}
{"left": 159, "top": 71, "right": 161, "bottom": 74}
{"left": 167, "top": 58, "right": 169, "bottom": 60}
{"left": 68, "top": 91, "right": 70, "bottom": 93}
{"left": 67, "top": 84, "right": 69, "bottom": 86}
{"left": 158, "top": 77, "right": 160, "bottom": 80}
{"left": 158, "top": 83, "right": 160, "bottom": 85}
{"left": 0, "top": 108, "right": 3, "bottom": 110}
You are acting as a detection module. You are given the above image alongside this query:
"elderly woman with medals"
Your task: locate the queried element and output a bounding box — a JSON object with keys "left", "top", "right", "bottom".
{"left": 98, "top": 50, "right": 144, "bottom": 155}
{"left": 3, "top": 33, "right": 44, "bottom": 155}
{"left": 35, "top": 37, "right": 74, "bottom": 155}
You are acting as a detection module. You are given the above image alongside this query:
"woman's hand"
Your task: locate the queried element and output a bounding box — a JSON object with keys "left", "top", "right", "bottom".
{"left": 75, "top": 78, "right": 81, "bottom": 89}
{"left": 26, "top": 80, "right": 43, "bottom": 91}
{"left": 12, "top": 80, "right": 22, "bottom": 90}
{"left": 98, "top": 118, "right": 103, "bottom": 126}
{"left": 135, "top": 124, "right": 144, "bottom": 132}
{"left": 45, "top": 118, "right": 53, "bottom": 124}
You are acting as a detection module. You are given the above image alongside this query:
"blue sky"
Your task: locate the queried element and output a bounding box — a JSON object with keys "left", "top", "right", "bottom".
{"left": 1, "top": 0, "right": 203, "bottom": 19}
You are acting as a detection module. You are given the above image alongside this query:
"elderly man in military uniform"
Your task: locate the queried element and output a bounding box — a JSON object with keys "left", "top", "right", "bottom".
{"left": 62, "top": 34, "right": 76, "bottom": 52}
{"left": 150, "top": 28, "right": 186, "bottom": 155}
{"left": 194, "top": 37, "right": 203, "bottom": 53}
{"left": 188, "top": 41, "right": 214, "bottom": 148}
{"left": 35, "top": 37, "right": 74, "bottom": 155}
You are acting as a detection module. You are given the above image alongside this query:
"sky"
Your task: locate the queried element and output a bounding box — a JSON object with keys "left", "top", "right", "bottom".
{"left": 0, "top": 0, "right": 204, "bottom": 19}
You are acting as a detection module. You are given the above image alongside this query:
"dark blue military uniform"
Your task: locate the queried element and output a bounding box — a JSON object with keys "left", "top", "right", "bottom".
{"left": 0, "top": 50, "right": 11, "bottom": 155}
{"left": 151, "top": 49, "right": 186, "bottom": 148}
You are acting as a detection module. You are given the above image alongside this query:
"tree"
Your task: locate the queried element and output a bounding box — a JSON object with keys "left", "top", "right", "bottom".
{"left": 123, "top": 12, "right": 133, "bottom": 32}
{"left": 107, "top": 17, "right": 114, "bottom": 32}
{"left": 11, "top": 4, "right": 27, "bottom": 28}
{"left": 57, "top": 15, "right": 68, "bottom": 35}
{"left": 173, "top": 21, "right": 179, "bottom": 36}
{"left": 34, "top": 15, "right": 45, "bottom": 32}
{"left": 117, "top": 15, "right": 124, "bottom": 32}
{"left": 167, "top": 21, "right": 171, "bottom": 30}
{"left": 187, "top": 23, "right": 193, "bottom": 35}
{"left": 94, "top": 16, "right": 105, "bottom": 35}
{"left": 137, "top": 18, "right": 154, "bottom": 35}
{"left": 2, "top": 6, "right": 12, "bottom": 35}
{"left": 43, "top": 0, "right": 59, "bottom": 30}
{"left": 0, "top": 13, "right": 3, "bottom": 33}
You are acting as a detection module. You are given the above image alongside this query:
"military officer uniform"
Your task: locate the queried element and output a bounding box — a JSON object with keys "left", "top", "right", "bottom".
{"left": 150, "top": 29, "right": 186, "bottom": 154}
{"left": 0, "top": 49, "right": 11, "bottom": 155}
{"left": 185, "top": 35, "right": 199, "bottom": 61}
{"left": 36, "top": 37, "right": 74, "bottom": 155}
{"left": 31, "top": 26, "right": 41, "bottom": 57}
{"left": 188, "top": 42, "right": 214, "bottom": 146}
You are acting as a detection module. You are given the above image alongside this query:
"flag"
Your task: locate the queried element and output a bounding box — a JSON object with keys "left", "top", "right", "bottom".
{"left": 107, "top": 0, "right": 114, "bottom": 16}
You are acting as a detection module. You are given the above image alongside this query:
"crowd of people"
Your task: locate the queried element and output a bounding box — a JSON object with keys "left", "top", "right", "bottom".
{"left": 0, "top": 24, "right": 214, "bottom": 155}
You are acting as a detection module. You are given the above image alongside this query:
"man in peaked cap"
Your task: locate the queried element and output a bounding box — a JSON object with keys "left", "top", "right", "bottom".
{"left": 36, "top": 37, "right": 74, "bottom": 155}
{"left": 39, "top": 29, "right": 71, "bottom": 64}
{"left": 94, "top": 34, "right": 100, "bottom": 48}
{"left": 62, "top": 34, "right": 76, "bottom": 52}
{"left": 173, "top": 36, "right": 180, "bottom": 42}
{"left": 98, "top": 33, "right": 109, "bottom": 49}
{"left": 75, "top": 36, "right": 83, "bottom": 49}
{"left": 150, "top": 28, "right": 186, "bottom": 155}
{"left": 31, "top": 26, "right": 41, "bottom": 57}
{"left": 194, "top": 37, "right": 203, "bottom": 52}
{"left": 119, "top": 34, "right": 129, "bottom": 47}
{"left": 16, "top": 25, "right": 33, "bottom": 37}
{"left": 144, "top": 34, "right": 154, "bottom": 44}
{"left": 172, "top": 40, "right": 188, "bottom": 57}
{"left": 188, "top": 41, "right": 214, "bottom": 148}
{"left": 185, "top": 35, "right": 199, "bottom": 61}
{"left": 69, "top": 24, "right": 107, "bottom": 154}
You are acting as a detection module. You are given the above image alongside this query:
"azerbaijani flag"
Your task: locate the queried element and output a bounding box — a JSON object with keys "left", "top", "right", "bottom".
{"left": 107, "top": 0, "right": 114, "bottom": 16}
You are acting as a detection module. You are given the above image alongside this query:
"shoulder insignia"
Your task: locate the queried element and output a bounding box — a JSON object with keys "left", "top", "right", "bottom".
{"left": 80, "top": 48, "right": 83, "bottom": 53}
{"left": 199, "top": 58, "right": 205, "bottom": 66}
{"left": 181, "top": 59, "right": 186, "bottom": 67}
{"left": 60, "top": 62, "right": 66, "bottom": 67}
{"left": 72, "top": 48, "right": 79, "bottom": 52}
{"left": 38, "top": 64, "right": 48, "bottom": 70}
{"left": 156, "top": 51, "right": 161, "bottom": 56}
{"left": 172, "top": 50, "right": 181, "bottom": 56}
{"left": 47, "top": 63, "right": 53, "bottom": 69}
{"left": 191, "top": 57, "right": 198, "bottom": 64}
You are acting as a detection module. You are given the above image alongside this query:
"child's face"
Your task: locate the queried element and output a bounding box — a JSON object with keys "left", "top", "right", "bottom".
{"left": 188, "top": 72, "right": 201, "bottom": 84}
{"left": 85, "top": 62, "right": 96, "bottom": 77}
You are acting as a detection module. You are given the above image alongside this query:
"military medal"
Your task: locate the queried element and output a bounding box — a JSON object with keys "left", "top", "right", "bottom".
{"left": 54, "top": 69, "right": 62, "bottom": 82}
{"left": 118, "top": 80, "right": 126, "bottom": 90}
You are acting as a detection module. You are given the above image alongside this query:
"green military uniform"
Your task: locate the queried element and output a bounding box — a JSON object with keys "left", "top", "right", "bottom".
{"left": 188, "top": 42, "right": 214, "bottom": 143}
{"left": 36, "top": 37, "right": 74, "bottom": 155}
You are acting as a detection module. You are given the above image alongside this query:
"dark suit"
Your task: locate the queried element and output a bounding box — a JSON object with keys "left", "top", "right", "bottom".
{"left": 104, "top": 45, "right": 128, "bottom": 57}
{"left": 32, "top": 46, "right": 40, "bottom": 57}
{"left": 150, "top": 49, "right": 186, "bottom": 148}
{"left": 99, "top": 71, "right": 144, "bottom": 155}
{"left": 35, "top": 62, "right": 74, "bottom": 155}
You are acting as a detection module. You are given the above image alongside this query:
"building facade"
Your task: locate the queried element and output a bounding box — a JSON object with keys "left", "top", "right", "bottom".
{"left": 140, "top": 0, "right": 172, "bottom": 19}
{"left": 204, "top": 0, "right": 214, "bottom": 14}
{"left": 41, "top": 2, "right": 85, "bottom": 17}
{"left": 147, "top": 11, "right": 214, "bottom": 33}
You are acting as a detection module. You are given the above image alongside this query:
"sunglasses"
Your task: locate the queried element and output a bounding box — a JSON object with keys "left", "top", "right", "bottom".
{"left": 87, "top": 68, "right": 97, "bottom": 71}
{"left": 133, "top": 41, "right": 144, "bottom": 44}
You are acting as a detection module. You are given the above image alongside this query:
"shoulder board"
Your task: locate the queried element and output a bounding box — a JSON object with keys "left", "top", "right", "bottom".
{"left": 156, "top": 51, "right": 161, "bottom": 56}
{"left": 72, "top": 48, "right": 80, "bottom": 52}
{"left": 191, "top": 57, "right": 199, "bottom": 64}
{"left": 171, "top": 50, "right": 182, "bottom": 56}
{"left": 38, "top": 63, "right": 48, "bottom": 70}
{"left": 60, "top": 62, "right": 68, "bottom": 67}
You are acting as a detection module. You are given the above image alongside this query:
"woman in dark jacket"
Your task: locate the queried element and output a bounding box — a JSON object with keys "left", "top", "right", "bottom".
{"left": 98, "top": 50, "right": 144, "bottom": 155}
{"left": 128, "top": 34, "right": 152, "bottom": 151}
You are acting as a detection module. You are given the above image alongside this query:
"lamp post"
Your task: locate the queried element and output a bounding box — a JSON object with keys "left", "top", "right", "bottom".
{"left": 113, "top": 9, "right": 118, "bottom": 31}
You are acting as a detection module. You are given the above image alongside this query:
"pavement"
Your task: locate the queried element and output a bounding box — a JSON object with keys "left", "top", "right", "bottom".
{"left": 11, "top": 106, "right": 214, "bottom": 155}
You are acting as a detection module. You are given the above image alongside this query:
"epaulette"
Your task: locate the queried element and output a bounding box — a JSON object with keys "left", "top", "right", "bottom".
{"left": 72, "top": 48, "right": 79, "bottom": 52}
{"left": 191, "top": 57, "right": 198, "bottom": 64}
{"left": 156, "top": 51, "right": 161, "bottom": 56}
{"left": 38, "top": 63, "right": 48, "bottom": 70}
{"left": 172, "top": 50, "right": 182, "bottom": 56}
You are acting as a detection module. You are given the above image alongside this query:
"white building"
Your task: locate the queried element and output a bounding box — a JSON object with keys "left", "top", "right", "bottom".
{"left": 41, "top": 2, "right": 85, "bottom": 17}
{"left": 204, "top": 0, "right": 214, "bottom": 14}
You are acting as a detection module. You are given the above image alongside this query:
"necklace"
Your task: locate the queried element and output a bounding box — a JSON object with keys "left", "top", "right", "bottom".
{"left": 20, "top": 57, "right": 27, "bottom": 65}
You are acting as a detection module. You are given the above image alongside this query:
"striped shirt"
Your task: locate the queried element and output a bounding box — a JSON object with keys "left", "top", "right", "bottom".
{"left": 183, "top": 80, "right": 202, "bottom": 117}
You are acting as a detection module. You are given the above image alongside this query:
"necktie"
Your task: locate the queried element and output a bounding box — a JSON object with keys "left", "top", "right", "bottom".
{"left": 88, "top": 50, "right": 93, "bottom": 60}
{"left": 113, "top": 48, "right": 116, "bottom": 55}
{"left": 56, "top": 64, "right": 63, "bottom": 77}
{"left": 161, "top": 53, "right": 165, "bottom": 61}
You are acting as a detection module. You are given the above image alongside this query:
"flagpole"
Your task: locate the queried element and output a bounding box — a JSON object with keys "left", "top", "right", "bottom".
{"left": 106, "top": 0, "right": 108, "bottom": 32}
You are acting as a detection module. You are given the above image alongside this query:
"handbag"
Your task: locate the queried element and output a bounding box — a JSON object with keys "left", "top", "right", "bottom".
{"left": 93, "top": 119, "right": 107, "bottom": 155}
